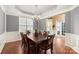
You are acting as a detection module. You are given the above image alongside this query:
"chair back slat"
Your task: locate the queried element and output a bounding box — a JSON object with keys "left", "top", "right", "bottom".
{"left": 20, "top": 32, "right": 27, "bottom": 48}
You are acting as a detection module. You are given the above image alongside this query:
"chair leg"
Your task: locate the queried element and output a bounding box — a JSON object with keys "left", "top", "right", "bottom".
{"left": 28, "top": 46, "right": 30, "bottom": 54}
{"left": 51, "top": 49, "right": 52, "bottom": 54}
{"left": 21, "top": 41, "right": 24, "bottom": 48}
{"left": 24, "top": 44, "right": 26, "bottom": 49}
{"left": 21, "top": 42, "right": 23, "bottom": 48}
{"left": 51, "top": 44, "right": 53, "bottom": 54}
{"left": 37, "top": 47, "right": 39, "bottom": 54}
{"left": 45, "top": 49, "right": 47, "bottom": 54}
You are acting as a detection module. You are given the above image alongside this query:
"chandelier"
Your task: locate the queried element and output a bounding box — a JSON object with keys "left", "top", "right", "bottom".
{"left": 33, "top": 5, "right": 40, "bottom": 20}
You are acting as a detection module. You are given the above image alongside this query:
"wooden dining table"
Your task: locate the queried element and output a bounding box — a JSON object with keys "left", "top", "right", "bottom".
{"left": 27, "top": 33, "right": 48, "bottom": 44}
{"left": 26, "top": 33, "right": 48, "bottom": 53}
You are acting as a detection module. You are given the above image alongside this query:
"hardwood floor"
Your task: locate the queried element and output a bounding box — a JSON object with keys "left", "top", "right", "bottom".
{"left": 1, "top": 40, "right": 77, "bottom": 54}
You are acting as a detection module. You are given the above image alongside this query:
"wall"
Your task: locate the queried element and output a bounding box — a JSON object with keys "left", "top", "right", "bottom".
{"left": 38, "top": 19, "right": 46, "bottom": 31}
{"left": 33, "top": 19, "right": 46, "bottom": 32}
{"left": 65, "top": 6, "right": 79, "bottom": 53}
{"left": 6, "top": 15, "right": 19, "bottom": 32}
{"left": 65, "top": 6, "right": 79, "bottom": 35}
{"left": 0, "top": 7, "right": 5, "bottom": 34}
{"left": 71, "top": 7, "right": 79, "bottom": 35}
{"left": 33, "top": 19, "right": 38, "bottom": 30}
{"left": 0, "top": 7, "right": 5, "bottom": 53}
{"left": 65, "top": 11, "right": 72, "bottom": 33}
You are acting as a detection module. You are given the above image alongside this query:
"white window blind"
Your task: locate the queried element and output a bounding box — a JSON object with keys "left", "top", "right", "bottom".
{"left": 19, "top": 17, "right": 33, "bottom": 32}
{"left": 26, "top": 18, "right": 33, "bottom": 31}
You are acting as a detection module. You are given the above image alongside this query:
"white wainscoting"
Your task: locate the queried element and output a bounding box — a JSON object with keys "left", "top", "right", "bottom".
{"left": 0, "top": 31, "right": 21, "bottom": 53}
{"left": 0, "top": 33, "right": 6, "bottom": 53}
{"left": 65, "top": 33, "right": 79, "bottom": 53}
{"left": 5, "top": 31, "right": 21, "bottom": 43}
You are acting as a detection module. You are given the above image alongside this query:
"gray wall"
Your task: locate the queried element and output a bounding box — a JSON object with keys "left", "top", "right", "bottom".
{"left": 0, "top": 7, "right": 5, "bottom": 35}
{"left": 65, "top": 6, "right": 79, "bottom": 35}
{"left": 65, "top": 11, "right": 72, "bottom": 33}
{"left": 71, "top": 6, "right": 79, "bottom": 35}
{"left": 6, "top": 15, "right": 19, "bottom": 32}
{"left": 33, "top": 19, "right": 46, "bottom": 31}
{"left": 38, "top": 19, "right": 46, "bottom": 31}
{"left": 33, "top": 19, "right": 38, "bottom": 30}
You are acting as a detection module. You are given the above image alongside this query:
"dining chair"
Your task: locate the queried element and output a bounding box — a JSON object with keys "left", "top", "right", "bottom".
{"left": 20, "top": 32, "right": 27, "bottom": 49}
{"left": 39, "top": 31, "right": 42, "bottom": 35}
{"left": 34, "top": 29, "right": 39, "bottom": 37}
{"left": 43, "top": 31, "right": 48, "bottom": 37}
{"left": 38, "top": 34, "right": 55, "bottom": 54}
{"left": 26, "top": 35, "right": 36, "bottom": 54}
{"left": 26, "top": 30, "right": 31, "bottom": 35}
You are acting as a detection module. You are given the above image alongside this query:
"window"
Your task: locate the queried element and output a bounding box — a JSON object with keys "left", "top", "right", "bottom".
{"left": 56, "top": 22, "right": 62, "bottom": 35}
{"left": 56, "top": 21, "right": 65, "bottom": 35}
{"left": 26, "top": 18, "right": 33, "bottom": 31}
{"left": 46, "top": 19, "right": 53, "bottom": 34}
{"left": 19, "top": 17, "right": 33, "bottom": 32}
{"left": 19, "top": 17, "right": 26, "bottom": 32}
{"left": 46, "top": 19, "right": 65, "bottom": 35}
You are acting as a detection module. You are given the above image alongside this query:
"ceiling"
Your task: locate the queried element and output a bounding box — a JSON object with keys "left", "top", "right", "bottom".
{"left": 0, "top": 5, "right": 78, "bottom": 19}
{"left": 16, "top": 5, "right": 57, "bottom": 15}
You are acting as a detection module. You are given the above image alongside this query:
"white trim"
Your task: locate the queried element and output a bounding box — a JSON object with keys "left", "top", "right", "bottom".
{"left": 5, "top": 13, "right": 6, "bottom": 32}
{"left": 0, "top": 33, "right": 6, "bottom": 53}
{"left": 5, "top": 31, "right": 21, "bottom": 43}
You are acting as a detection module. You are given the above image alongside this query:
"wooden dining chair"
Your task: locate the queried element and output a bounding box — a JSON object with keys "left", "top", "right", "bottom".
{"left": 34, "top": 29, "right": 39, "bottom": 37}
{"left": 20, "top": 32, "right": 27, "bottom": 49}
{"left": 39, "top": 31, "right": 42, "bottom": 35}
{"left": 38, "top": 34, "right": 55, "bottom": 54}
{"left": 26, "top": 35, "right": 36, "bottom": 53}
{"left": 47, "top": 34, "right": 55, "bottom": 53}
{"left": 26, "top": 30, "right": 31, "bottom": 35}
{"left": 43, "top": 31, "right": 48, "bottom": 37}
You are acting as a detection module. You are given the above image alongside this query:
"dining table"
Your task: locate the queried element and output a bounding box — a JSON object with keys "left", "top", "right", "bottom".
{"left": 26, "top": 33, "right": 49, "bottom": 53}
{"left": 27, "top": 33, "right": 48, "bottom": 43}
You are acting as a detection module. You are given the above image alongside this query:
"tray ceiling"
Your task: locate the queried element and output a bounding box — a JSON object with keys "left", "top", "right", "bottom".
{"left": 1, "top": 5, "right": 78, "bottom": 19}
{"left": 16, "top": 5, "right": 57, "bottom": 15}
